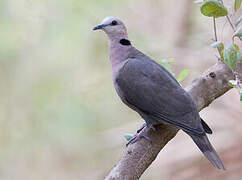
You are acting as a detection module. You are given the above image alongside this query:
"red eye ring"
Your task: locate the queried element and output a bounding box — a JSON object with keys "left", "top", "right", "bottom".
{"left": 111, "top": 20, "right": 117, "bottom": 26}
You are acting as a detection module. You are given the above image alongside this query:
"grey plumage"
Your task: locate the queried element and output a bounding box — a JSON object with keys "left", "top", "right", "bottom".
{"left": 93, "top": 16, "right": 225, "bottom": 169}
{"left": 201, "top": 118, "right": 213, "bottom": 134}
{"left": 190, "top": 134, "right": 224, "bottom": 169}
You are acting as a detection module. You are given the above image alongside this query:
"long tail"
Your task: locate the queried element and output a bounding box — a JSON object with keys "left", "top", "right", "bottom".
{"left": 189, "top": 134, "right": 225, "bottom": 170}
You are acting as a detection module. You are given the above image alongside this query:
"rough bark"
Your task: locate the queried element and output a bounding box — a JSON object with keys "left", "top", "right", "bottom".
{"left": 235, "top": 62, "right": 242, "bottom": 82}
{"left": 105, "top": 61, "right": 235, "bottom": 180}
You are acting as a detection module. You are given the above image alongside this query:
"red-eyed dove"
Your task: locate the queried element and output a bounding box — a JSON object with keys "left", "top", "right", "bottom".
{"left": 93, "top": 16, "right": 224, "bottom": 170}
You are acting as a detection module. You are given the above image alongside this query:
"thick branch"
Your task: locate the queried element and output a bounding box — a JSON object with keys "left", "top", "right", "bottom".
{"left": 105, "top": 61, "right": 234, "bottom": 180}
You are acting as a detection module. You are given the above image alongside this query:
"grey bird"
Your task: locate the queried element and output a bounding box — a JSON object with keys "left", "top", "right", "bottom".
{"left": 93, "top": 16, "right": 225, "bottom": 170}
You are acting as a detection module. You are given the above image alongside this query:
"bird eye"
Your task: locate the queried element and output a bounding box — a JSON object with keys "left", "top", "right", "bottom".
{"left": 111, "top": 20, "right": 117, "bottom": 26}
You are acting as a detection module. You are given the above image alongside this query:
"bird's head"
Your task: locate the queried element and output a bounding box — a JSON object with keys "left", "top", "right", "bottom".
{"left": 93, "top": 17, "right": 128, "bottom": 39}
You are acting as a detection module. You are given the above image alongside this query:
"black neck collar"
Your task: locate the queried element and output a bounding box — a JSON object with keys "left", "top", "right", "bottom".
{"left": 119, "top": 39, "right": 131, "bottom": 46}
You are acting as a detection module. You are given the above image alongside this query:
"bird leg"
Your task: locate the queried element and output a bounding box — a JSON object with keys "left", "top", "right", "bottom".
{"left": 126, "top": 124, "right": 153, "bottom": 146}
{"left": 136, "top": 123, "right": 146, "bottom": 133}
{"left": 137, "top": 123, "right": 157, "bottom": 133}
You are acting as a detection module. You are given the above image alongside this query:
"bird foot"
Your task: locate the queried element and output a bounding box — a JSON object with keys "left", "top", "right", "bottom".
{"left": 126, "top": 124, "right": 153, "bottom": 146}
{"left": 136, "top": 123, "right": 146, "bottom": 133}
{"left": 137, "top": 123, "right": 157, "bottom": 133}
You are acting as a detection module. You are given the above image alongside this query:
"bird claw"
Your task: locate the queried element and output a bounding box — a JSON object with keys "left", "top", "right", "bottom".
{"left": 136, "top": 123, "right": 146, "bottom": 133}
{"left": 126, "top": 124, "right": 152, "bottom": 146}
{"left": 137, "top": 123, "right": 156, "bottom": 133}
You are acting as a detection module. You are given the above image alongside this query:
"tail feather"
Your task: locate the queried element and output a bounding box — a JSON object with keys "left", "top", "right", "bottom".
{"left": 201, "top": 118, "right": 212, "bottom": 134}
{"left": 189, "top": 134, "right": 225, "bottom": 170}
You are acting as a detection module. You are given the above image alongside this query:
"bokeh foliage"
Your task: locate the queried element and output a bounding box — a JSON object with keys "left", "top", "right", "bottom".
{"left": 0, "top": 0, "right": 241, "bottom": 179}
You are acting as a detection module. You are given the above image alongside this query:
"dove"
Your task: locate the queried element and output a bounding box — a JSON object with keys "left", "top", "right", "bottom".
{"left": 93, "top": 16, "right": 225, "bottom": 169}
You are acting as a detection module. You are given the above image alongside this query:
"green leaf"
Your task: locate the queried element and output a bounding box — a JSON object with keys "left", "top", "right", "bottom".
{"left": 124, "top": 134, "right": 134, "bottom": 141}
{"left": 237, "top": 50, "right": 242, "bottom": 62}
{"left": 177, "top": 69, "right": 190, "bottom": 83}
{"left": 211, "top": 41, "right": 225, "bottom": 60}
{"left": 211, "top": 41, "right": 224, "bottom": 50}
{"left": 168, "top": 58, "right": 175, "bottom": 63}
{"left": 235, "top": 0, "right": 242, "bottom": 12}
{"left": 233, "top": 27, "right": 242, "bottom": 39}
{"left": 159, "top": 58, "right": 175, "bottom": 76}
{"left": 240, "top": 90, "right": 242, "bottom": 101}
{"left": 211, "top": 41, "right": 224, "bottom": 59}
{"left": 228, "top": 80, "right": 238, "bottom": 87}
{"left": 234, "top": 44, "right": 240, "bottom": 51}
{"left": 200, "top": 0, "right": 228, "bottom": 18}
{"left": 223, "top": 43, "right": 239, "bottom": 70}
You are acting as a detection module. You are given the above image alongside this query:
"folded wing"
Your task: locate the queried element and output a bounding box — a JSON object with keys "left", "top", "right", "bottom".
{"left": 116, "top": 57, "right": 205, "bottom": 135}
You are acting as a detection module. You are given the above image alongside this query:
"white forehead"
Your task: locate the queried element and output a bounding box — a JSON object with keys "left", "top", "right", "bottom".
{"left": 101, "top": 16, "right": 117, "bottom": 25}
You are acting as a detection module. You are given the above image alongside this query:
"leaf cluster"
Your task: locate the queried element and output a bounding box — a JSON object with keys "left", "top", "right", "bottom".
{"left": 198, "top": 0, "right": 242, "bottom": 101}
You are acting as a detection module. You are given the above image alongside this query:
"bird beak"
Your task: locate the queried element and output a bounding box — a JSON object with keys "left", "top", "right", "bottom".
{"left": 93, "top": 24, "right": 107, "bottom": 30}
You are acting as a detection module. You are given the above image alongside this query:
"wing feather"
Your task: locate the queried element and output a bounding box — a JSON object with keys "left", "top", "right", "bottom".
{"left": 116, "top": 57, "right": 205, "bottom": 135}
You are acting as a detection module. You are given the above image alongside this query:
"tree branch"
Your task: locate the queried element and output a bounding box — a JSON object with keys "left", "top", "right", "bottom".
{"left": 105, "top": 61, "right": 235, "bottom": 180}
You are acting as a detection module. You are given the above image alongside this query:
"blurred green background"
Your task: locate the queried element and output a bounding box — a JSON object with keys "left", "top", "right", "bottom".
{"left": 0, "top": 0, "right": 241, "bottom": 179}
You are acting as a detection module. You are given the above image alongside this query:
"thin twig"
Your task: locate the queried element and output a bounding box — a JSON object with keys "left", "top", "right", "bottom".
{"left": 221, "top": 0, "right": 241, "bottom": 41}
{"left": 226, "top": 15, "right": 242, "bottom": 41}
{"left": 213, "top": 17, "right": 222, "bottom": 58}
{"left": 226, "top": 15, "right": 236, "bottom": 31}
{"left": 235, "top": 15, "right": 242, "bottom": 27}
{"left": 213, "top": 17, "right": 218, "bottom": 41}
